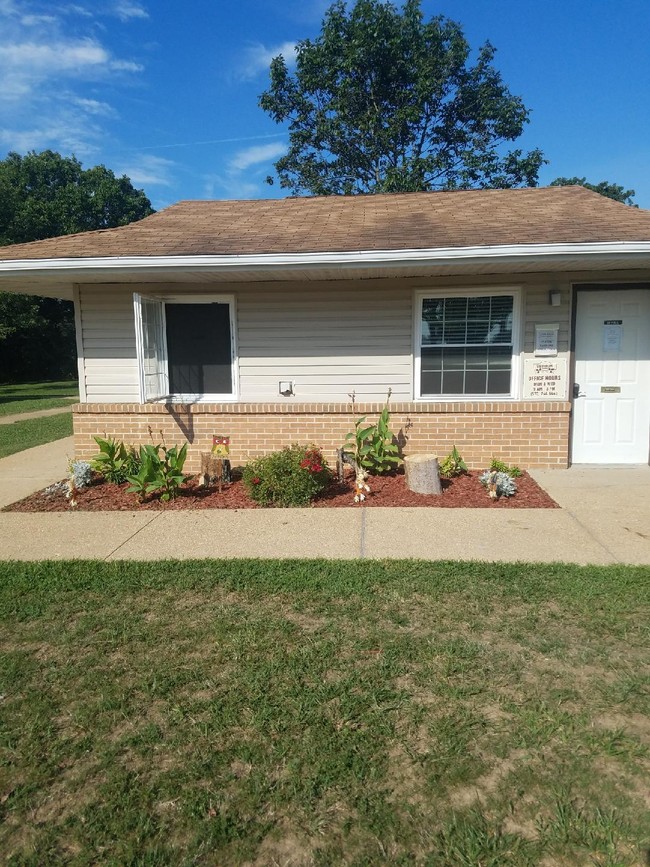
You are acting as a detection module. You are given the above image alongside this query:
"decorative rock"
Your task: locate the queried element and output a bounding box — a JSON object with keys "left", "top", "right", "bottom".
{"left": 404, "top": 454, "right": 442, "bottom": 495}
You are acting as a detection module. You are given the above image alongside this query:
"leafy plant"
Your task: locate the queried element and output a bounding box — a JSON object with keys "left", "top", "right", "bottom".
{"left": 489, "top": 457, "right": 522, "bottom": 478}
{"left": 125, "top": 442, "right": 189, "bottom": 502}
{"left": 91, "top": 436, "right": 140, "bottom": 484}
{"left": 69, "top": 460, "right": 92, "bottom": 490}
{"left": 439, "top": 446, "right": 467, "bottom": 479}
{"left": 243, "top": 445, "right": 331, "bottom": 507}
{"left": 479, "top": 470, "right": 517, "bottom": 498}
{"left": 344, "top": 398, "right": 401, "bottom": 475}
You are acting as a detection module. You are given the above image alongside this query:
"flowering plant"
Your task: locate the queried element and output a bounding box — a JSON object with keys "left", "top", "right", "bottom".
{"left": 243, "top": 444, "right": 331, "bottom": 507}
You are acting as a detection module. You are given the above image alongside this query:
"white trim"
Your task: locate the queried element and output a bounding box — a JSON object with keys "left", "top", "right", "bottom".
{"left": 2, "top": 240, "right": 650, "bottom": 277}
{"left": 134, "top": 293, "right": 238, "bottom": 404}
{"left": 72, "top": 284, "right": 86, "bottom": 402}
{"left": 413, "top": 286, "right": 522, "bottom": 401}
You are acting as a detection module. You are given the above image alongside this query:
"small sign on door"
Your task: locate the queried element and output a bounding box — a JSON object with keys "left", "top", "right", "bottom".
{"left": 603, "top": 320, "right": 623, "bottom": 353}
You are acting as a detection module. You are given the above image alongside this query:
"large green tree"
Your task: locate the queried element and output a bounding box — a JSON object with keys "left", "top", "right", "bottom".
{"left": 0, "top": 150, "right": 153, "bottom": 382}
{"left": 259, "top": 0, "right": 545, "bottom": 195}
{"left": 550, "top": 176, "right": 636, "bottom": 207}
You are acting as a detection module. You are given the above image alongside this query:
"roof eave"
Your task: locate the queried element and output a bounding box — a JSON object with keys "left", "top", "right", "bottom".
{"left": 1, "top": 241, "right": 650, "bottom": 298}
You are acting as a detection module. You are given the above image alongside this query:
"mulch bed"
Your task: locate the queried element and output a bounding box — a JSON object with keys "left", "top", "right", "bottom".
{"left": 3, "top": 468, "right": 558, "bottom": 512}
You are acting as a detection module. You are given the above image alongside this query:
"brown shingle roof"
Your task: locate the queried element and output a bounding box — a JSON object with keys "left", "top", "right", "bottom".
{"left": 2, "top": 186, "right": 650, "bottom": 261}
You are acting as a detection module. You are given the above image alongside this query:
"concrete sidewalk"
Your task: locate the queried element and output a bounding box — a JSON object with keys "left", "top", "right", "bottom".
{"left": 0, "top": 437, "right": 648, "bottom": 564}
{"left": 0, "top": 405, "right": 74, "bottom": 425}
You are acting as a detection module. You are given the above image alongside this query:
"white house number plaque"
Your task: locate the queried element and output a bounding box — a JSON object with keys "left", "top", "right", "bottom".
{"left": 523, "top": 358, "right": 567, "bottom": 399}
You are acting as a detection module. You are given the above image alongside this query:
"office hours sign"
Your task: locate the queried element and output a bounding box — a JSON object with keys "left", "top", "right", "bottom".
{"left": 523, "top": 358, "right": 567, "bottom": 399}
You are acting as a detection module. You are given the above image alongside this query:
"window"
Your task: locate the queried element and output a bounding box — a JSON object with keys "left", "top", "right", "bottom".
{"left": 134, "top": 294, "right": 237, "bottom": 402}
{"left": 416, "top": 291, "right": 518, "bottom": 398}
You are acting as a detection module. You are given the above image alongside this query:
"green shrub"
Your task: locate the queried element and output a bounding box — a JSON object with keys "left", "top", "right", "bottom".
{"left": 344, "top": 398, "right": 400, "bottom": 475}
{"left": 125, "top": 442, "right": 189, "bottom": 502}
{"left": 91, "top": 436, "right": 141, "bottom": 484}
{"left": 489, "top": 457, "right": 522, "bottom": 478}
{"left": 439, "top": 445, "right": 467, "bottom": 478}
{"left": 243, "top": 445, "right": 331, "bottom": 507}
{"left": 479, "top": 469, "right": 518, "bottom": 497}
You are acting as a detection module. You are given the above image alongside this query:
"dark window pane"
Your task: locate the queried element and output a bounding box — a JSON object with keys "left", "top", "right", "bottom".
{"left": 422, "top": 347, "right": 442, "bottom": 371}
{"left": 442, "top": 347, "right": 465, "bottom": 370}
{"left": 465, "top": 347, "right": 489, "bottom": 369}
{"left": 488, "top": 345, "right": 512, "bottom": 368}
{"left": 487, "top": 370, "right": 511, "bottom": 394}
{"left": 443, "top": 319, "right": 467, "bottom": 344}
{"left": 444, "top": 297, "right": 467, "bottom": 318}
{"left": 468, "top": 296, "right": 490, "bottom": 317}
{"left": 442, "top": 371, "right": 464, "bottom": 394}
{"left": 465, "top": 370, "right": 487, "bottom": 394}
{"left": 166, "top": 303, "right": 233, "bottom": 395}
{"left": 466, "top": 321, "right": 491, "bottom": 343}
{"left": 421, "top": 370, "right": 441, "bottom": 395}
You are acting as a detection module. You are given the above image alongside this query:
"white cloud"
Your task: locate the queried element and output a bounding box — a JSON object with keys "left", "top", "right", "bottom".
{"left": 117, "top": 155, "right": 175, "bottom": 187}
{"left": 113, "top": 2, "right": 148, "bottom": 21}
{"left": 229, "top": 141, "right": 287, "bottom": 172}
{"left": 0, "top": 1, "right": 144, "bottom": 158}
{"left": 238, "top": 40, "right": 297, "bottom": 80}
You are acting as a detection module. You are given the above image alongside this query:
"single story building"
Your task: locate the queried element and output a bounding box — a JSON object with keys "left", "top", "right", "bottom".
{"left": 1, "top": 186, "right": 649, "bottom": 470}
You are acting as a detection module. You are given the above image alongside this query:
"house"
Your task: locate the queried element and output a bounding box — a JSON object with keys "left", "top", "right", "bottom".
{"left": 1, "top": 186, "right": 649, "bottom": 471}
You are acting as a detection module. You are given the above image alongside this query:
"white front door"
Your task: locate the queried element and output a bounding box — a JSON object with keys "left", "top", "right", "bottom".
{"left": 572, "top": 288, "right": 650, "bottom": 464}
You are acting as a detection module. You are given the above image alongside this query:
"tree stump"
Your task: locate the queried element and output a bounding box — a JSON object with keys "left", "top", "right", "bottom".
{"left": 404, "top": 454, "right": 442, "bottom": 495}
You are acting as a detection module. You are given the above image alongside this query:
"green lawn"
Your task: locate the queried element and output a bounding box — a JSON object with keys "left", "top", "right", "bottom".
{"left": 0, "top": 559, "right": 648, "bottom": 865}
{"left": 0, "top": 412, "right": 73, "bottom": 458}
{"left": 0, "top": 380, "right": 78, "bottom": 417}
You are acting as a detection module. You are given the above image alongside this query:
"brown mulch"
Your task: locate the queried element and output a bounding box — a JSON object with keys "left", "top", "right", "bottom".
{"left": 3, "top": 469, "right": 558, "bottom": 512}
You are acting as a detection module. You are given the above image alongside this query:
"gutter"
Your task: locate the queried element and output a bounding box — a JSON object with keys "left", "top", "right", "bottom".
{"left": 1, "top": 241, "right": 650, "bottom": 278}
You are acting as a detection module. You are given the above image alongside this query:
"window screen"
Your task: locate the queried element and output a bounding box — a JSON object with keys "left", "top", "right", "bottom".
{"left": 165, "top": 303, "right": 233, "bottom": 396}
{"left": 420, "top": 295, "right": 513, "bottom": 396}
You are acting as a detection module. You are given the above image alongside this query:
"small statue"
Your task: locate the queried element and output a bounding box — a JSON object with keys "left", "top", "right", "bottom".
{"left": 486, "top": 469, "right": 499, "bottom": 499}
{"left": 353, "top": 469, "right": 371, "bottom": 503}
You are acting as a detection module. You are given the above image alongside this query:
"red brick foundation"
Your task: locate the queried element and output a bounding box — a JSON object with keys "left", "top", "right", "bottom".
{"left": 73, "top": 401, "right": 571, "bottom": 471}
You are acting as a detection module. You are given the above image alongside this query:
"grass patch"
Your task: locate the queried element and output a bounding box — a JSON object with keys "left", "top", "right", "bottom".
{"left": 0, "top": 412, "right": 73, "bottom": 458}
{"left": 0, "top": 380, "right": 78, "bottom": 417}
{"left": 0, "top": 559, "right": 648, "bottom": 865}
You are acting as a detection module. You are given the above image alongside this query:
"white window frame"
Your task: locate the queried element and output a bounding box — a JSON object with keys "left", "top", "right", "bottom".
{"left": 413, "top": 287, "right": 522, "bottom": 401}
{"left": 134, "top": 293, "right": 239, "bottom": 403}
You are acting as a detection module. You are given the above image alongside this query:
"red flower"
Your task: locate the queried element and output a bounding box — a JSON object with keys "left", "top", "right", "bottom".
{"left": 251, "top": 476, "right": 261, "bottom": 484}
{"left": 311, "top": 463, "right": 322, "bottom": 473}
{"left": 300, "top": 459, "right": 310, "bottom": 469}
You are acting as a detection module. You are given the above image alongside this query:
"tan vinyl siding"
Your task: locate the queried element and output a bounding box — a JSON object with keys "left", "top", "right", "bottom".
{"left": 78, "top": 286, "right": 140, "bottom": 402}
{"left": 237, "top": 285, "right": 412, "bottom": 402}
{"left": 77, "top": 276, "right": 573, "bottom": 404}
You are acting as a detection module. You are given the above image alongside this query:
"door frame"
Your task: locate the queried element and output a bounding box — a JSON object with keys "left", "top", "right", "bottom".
{"left": 569, "top": 281, "right": 650, "bottom": 466}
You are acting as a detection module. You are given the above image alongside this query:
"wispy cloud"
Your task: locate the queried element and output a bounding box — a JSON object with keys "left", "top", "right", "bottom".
{"left": 229, "top": 141, "right": 287, "bottom": 172}
{"left": 238, "top": 40, "right": 297, "bottom": 80}
{"left": 113, "top": 2, "right": 149, "bottom": 22}
{"left": 0, "top": 1, "right": 143, "bottom": 157}
{"left": 117, "top": 154, "right": 175, "bottom": 187}
{"left": 205, "top": 140, "right": 286, "bottom": 199}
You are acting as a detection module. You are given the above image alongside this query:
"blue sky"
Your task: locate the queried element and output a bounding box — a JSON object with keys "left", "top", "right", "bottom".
{"left": 1, "top": 0, "right": 649, "bottom": 210}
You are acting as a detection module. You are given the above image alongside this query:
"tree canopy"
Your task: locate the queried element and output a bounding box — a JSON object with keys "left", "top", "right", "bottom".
{"left": 550, "top": 176, "right": 636, "bottom": 207}
{"left": 259, "top": 0, "right": 545, "bottom": 195}
{"left": 0, "top": 150, "right": 154, "bottom": 382}
{"left": 0, "top": 150, "right": 153, "bottom": 245}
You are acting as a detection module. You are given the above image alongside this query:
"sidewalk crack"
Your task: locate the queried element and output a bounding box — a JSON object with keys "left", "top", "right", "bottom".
{"left": 561, "top": 506, "right": 622, "bottom": 564}
{"left": 103, "top": 512, "right": 162, "bottom": 561}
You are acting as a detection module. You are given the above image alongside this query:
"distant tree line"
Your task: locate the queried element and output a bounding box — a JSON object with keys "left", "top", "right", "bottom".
{"left": 0, "top": 150, "right": 153, "bottom": 383}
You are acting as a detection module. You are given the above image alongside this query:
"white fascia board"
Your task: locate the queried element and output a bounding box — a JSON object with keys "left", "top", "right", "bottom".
{"left": 1, "top": 240, "right": 650, "bottom": 277}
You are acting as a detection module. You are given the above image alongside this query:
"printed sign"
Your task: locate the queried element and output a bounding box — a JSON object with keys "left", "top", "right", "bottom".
{"left": 523, "top": 358, "right": 567, "bottom": 399}
{"left": 534, "top": 323, "right": 559, "bottom": 357}
{"left": 603, "top": 321, "right": 623, "bottom": 353}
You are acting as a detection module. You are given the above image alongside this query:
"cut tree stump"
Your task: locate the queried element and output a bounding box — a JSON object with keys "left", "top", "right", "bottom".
{"left": 404, "top": 454, "right": 442, "bottom": 495}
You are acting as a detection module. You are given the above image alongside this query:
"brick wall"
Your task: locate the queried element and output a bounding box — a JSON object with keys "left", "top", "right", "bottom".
{"left": 73, "top": 401, "right": 571, "bottom": 471}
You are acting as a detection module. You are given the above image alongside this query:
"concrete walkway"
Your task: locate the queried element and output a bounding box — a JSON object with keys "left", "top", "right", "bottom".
{"left": 0, "top": 404, "right": 74, "bottom": 425}
{"left": 0, "top": 437, "right": 648, "bottom": 564}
